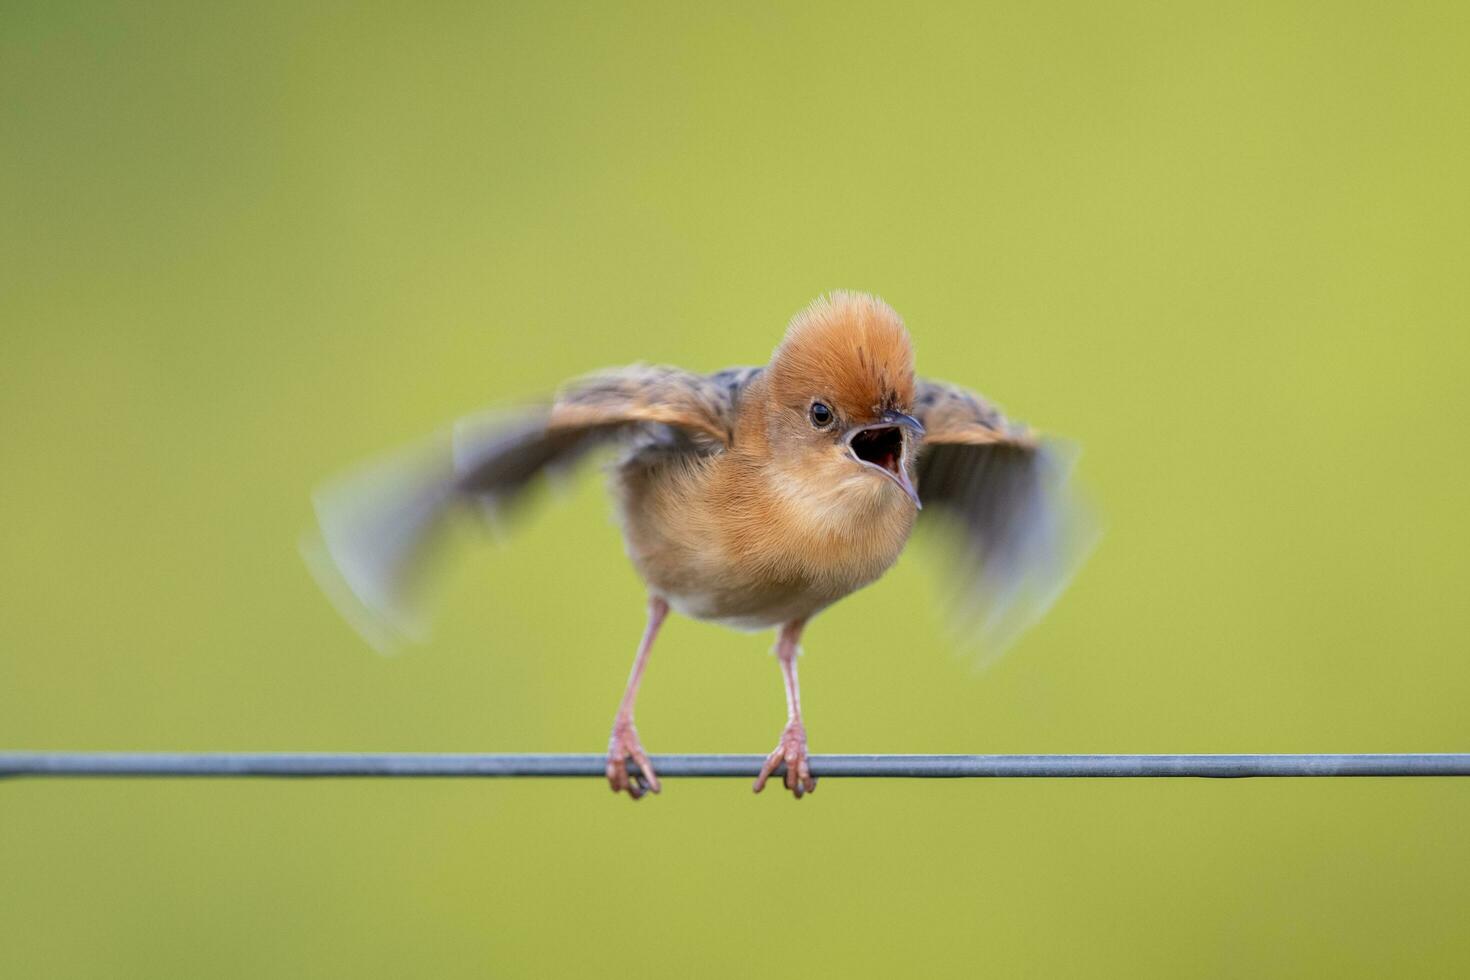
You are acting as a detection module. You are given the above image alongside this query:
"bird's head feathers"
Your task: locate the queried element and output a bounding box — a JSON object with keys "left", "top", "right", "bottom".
{"left": 766, "top": 291, "right": 916, "bottom": 422}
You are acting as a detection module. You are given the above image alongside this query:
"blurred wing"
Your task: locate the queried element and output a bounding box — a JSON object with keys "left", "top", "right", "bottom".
{"left": 914, "top": 379, "right": 1097, "bottom": 664}
{"left": 305, "top": 364, "right": 755, "bottom": 651}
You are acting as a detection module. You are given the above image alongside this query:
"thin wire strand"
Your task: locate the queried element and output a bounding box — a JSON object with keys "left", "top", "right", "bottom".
{"left": 3, "top": 752, "right": 1470, "bottom": 779}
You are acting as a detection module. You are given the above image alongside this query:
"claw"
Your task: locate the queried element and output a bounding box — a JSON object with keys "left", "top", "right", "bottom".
{"left": 607, "top": 717, "right": 660, "bottom": 801}
{"left": 753, "top": 722, "right": 816, "bottom": 798}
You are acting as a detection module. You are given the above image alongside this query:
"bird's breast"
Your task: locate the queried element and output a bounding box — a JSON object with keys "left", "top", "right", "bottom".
{"left": 612, "top": 453, "right": 915, "bottom": 629}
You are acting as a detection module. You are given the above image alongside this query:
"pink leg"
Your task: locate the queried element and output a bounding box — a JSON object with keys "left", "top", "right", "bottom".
{"left": 606, "top": 596, "right": 669, "bottom": 800}
{"left": 753, "top": 619, "right": 816, "bottom": 798}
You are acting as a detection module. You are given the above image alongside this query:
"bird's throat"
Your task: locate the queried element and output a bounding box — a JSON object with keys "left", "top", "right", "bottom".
{"left": 849, "top": 425, "right": 904, "bottom": 476}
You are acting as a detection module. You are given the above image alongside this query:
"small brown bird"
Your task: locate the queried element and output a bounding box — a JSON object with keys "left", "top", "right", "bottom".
{"left": 308, "top": 292, "right": 1090, "bottom": 799}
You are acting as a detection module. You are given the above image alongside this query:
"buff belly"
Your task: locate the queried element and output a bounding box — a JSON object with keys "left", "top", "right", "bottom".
{"left": 616, "top": 489, "right": 911, "bottom": 632}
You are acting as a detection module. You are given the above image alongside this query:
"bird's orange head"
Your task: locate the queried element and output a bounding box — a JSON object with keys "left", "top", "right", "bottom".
{"left": 761, "top": 292, "right": 924, "bottom": 508}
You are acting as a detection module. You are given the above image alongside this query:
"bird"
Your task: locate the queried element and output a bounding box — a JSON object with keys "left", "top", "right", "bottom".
{"left": 306, "top": 291, "right": 1092, "bottom": 800}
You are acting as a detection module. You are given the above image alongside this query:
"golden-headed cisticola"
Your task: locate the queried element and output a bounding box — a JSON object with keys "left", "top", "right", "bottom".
{"left": 307, "top": 292, "right": 1093, "bottom": 800}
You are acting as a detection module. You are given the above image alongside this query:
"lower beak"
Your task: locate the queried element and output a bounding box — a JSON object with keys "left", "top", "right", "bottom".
{"left": 886, "top": 464, "right": 922, "bottom": 510}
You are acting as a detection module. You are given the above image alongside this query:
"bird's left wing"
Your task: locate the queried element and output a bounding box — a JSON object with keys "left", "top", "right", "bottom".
{"left": 305, "top": 364, "right": 755, "bottom": 650}
{"left": 913, "top": 379, "right": 1097, "bottom": 662}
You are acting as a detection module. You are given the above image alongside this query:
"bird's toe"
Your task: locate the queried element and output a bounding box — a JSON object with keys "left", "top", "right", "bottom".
{"left": 607, "top": 720, "right": 659, "bottom": 801}
{"left": 754, "top": 723, "right": 815, "bottom": 799}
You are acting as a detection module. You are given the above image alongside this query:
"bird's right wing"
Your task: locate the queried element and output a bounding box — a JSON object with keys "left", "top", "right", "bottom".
{"left": 913, "top": 379, "right": 1097, "bottom": 664}
{"left": 451, "top": 364, "right": 750, "bottom": 513}
{"left": 305, "top": 364, "right": 757, "bottom": 650}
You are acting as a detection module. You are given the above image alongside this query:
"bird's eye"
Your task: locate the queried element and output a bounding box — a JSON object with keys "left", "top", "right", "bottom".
{"left": 809, "top": 402, "right": 834, "bottom": 428}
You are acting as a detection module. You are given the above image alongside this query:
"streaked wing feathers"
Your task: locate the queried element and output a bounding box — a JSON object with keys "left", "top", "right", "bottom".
{"left": 547, "top": 364, "right": 753, "bottom": 449}
{"left": 915, "top": 378, "right": 1036, "bottom": 446}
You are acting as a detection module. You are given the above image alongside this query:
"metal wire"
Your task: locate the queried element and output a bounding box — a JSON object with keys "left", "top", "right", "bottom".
{"left": 3, "top": 752, "right": 1470, "bottom": 780}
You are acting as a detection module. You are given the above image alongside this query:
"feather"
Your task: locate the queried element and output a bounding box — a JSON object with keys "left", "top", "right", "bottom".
{"left": 913, "top": 379, "right": 1098, "bottom": 666}
{"left": 302, "top": 430, "right": 464, "bottom": 653}
{"left": 767, "top": 292, "right": 915, "bottom": 419}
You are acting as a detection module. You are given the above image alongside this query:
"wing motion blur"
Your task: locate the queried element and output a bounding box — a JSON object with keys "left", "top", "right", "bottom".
{"left": 913, "top": 379, "right": 1096, "bottom": 662}
{"left": 304, "top": 365, "right": 757, "bottom": 650}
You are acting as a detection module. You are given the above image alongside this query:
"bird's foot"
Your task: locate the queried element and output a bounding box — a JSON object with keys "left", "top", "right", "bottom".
{"left": 753, "top": 721, "right": 816, "bottom": 799}
{"left": 606, "top": 717, "right": 660, "bottom": 800}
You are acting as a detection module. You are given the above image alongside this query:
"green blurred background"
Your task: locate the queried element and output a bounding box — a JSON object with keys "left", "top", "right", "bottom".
{"left": 3, "top": 2, "right": 1468, "bottom": 976}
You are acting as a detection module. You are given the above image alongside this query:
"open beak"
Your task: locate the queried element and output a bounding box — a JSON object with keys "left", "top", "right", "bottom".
{"left": 844, "top": 409, "right": 925, "bottom": 509}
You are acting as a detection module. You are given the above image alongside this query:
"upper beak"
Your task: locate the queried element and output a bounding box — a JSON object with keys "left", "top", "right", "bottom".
{"left": 879, "top": 409, "right": 925, "bottom": 437}
{"left": 844, "top": 409, "right": 926, "bottom": 510}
